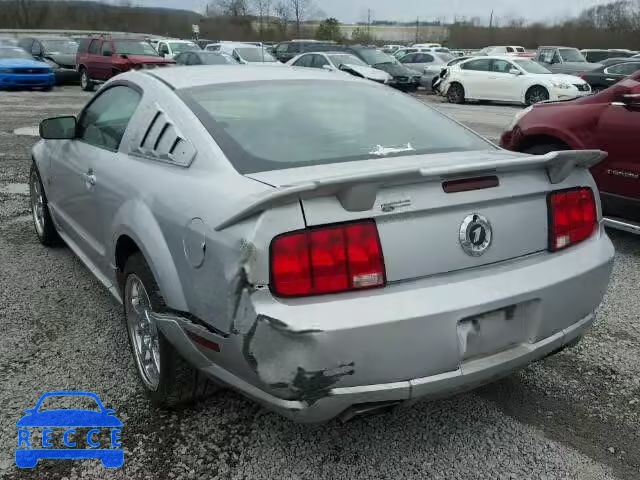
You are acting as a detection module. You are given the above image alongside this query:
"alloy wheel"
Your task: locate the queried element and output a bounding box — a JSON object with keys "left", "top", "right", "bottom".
{"left": 29, "top": 169, "right": 45, "bottom": 238}
{"left": 125, "top": 274, "right": 161, "bottom": 391}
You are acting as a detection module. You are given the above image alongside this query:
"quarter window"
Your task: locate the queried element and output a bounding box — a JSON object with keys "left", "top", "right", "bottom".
{"left": 78, "top": 86, "right": 142, "bottom": 151}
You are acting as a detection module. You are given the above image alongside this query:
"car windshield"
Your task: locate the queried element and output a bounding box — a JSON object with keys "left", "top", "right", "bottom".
{"left": 170, "top": 42, "right": 199, "bottom": 54}
{"left": 358, "top": 49, "right": 396, "bottom": 65}
{"left": 513, "top": 59, "right": 552, "bottom": 74}
{"left": 328, "top": 54, "right": 367, "bottom": 67}
{"left": 200, "top": 53, "right": 238, "bottom": 64}
{"left": 0, "top": 47, "right": 32, "bottom": 59}
{"left": 41, "top": 40, "right": 78, "bottom": 54}
{"left": 179, "top": 80, "right": 493, "bottom": 174}
{"left": 115, "top": 40, "right": 159, "bottom": 56}
{"left": 237, "top": 48, "right": 276, "bottom": 62}
{"left": 559, "top": 48, "right": 587, "bottom": 63}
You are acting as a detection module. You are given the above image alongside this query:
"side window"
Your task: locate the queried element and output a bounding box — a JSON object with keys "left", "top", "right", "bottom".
{"left": 275, "top": 43, "right": 287, "bottom": 54}
{"left": 31, "top": 40, "right": 43, "bottom": 56}
{"left": 101, "top": 42, "right": 113, "bottom": 56}
{"left": 18, "top": 38, "right": 33, "bottom": 51}
{"left": 607, "top": 62, "right": 640, "bottom": 75}
{"left": 417, "top": 53, "right": 434, "bottom": 63}
{"left": 174, "top": 53, "right": 187, "bottom": 65}
{"left": 506, "top": 47, "right": 514, "bottom": 53}
{"left": 88, "top": 40, "right": 101, "bottom": 55}
{"left": 293, "top": 55, "right": 312, "bottom": 67}
{"left": 312, "top": 54, "right": 329, "bottom": 68}
{"left": 400, "top": 53, "right": 416, "bottom": 63}
{"left": 552, "top": 50, "right": 561, "bottom": 64}
{"left": 491, "top": 59, "right": 513, "bottom": 73}
{"left": 462, "top": 59, "right": 491, "bottom": 71}
{"left": 539, "top": 49, "right": 552, "bottom": 63}
{"left": 77, "top": 86, "right": 142, "bottom": 151}
{"left": 188, "top": 53, "right": 201, "bottom": 65}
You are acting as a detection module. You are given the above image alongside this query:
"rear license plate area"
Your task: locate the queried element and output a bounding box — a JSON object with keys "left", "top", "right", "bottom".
{"left": 457, "top": 303, "right": 530, "bottom": 361}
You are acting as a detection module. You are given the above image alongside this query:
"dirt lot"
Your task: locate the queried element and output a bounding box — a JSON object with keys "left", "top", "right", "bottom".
{"left": 0, "top": 87, "right": 638, "bottom": 480}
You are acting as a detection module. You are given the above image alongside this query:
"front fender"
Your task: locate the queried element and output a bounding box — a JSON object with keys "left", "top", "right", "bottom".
{"left": 110, "top": 199, "right": 188, "bottom": 311}
{"left": 518, "top": 125, "right": 583, "bottom": 150}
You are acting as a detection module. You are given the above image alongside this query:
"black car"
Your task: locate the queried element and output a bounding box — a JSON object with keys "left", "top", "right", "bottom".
{"left": 581, "top": 49, "right": 637, "bottom": 64}
{"left": 273, "top": 41, "right": 335, "bottom": 63}
{"left": 17, "top": 36, "right": 80, "bottom": 84}
{"left": 334, "top": 46, "right": 421, "bottom": 92}
{"left": 174, "top": 50, "right": 239, "bottom": 66}
{"left": 580, "top": 60, "right": 640, "bottom": 93}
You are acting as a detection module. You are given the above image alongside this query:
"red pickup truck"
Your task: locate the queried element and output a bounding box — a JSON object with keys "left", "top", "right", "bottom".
{"left": 501, "top": 71, "right": 640, "bottom": 234}
{"left": 76, "top": 36, "right": 174, "bottom": 92}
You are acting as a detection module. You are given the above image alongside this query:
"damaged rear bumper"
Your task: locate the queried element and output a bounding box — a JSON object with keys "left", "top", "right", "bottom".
{"left": 154, "top": 230, "right": 613, "bottom": 423}
{"left": 154, "top": 310, "right": 595, "bottom": 423}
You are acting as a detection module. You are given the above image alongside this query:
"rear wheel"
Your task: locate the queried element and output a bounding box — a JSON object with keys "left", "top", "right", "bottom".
{"left": 123, "top": 253, "right": 218, "bottom": 407}
{"left": 447, "top": 82, "right": 465, "bottom": 104}
{"left": 80, "top": 68, "right": 94, "bottom": 92}
{"left": 525, "top": 86, "right": 549, "bottom": 106}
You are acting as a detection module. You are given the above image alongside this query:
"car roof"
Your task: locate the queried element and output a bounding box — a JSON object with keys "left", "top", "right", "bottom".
{"left": 142, "top": 64, "right": 362, "bottom": 90}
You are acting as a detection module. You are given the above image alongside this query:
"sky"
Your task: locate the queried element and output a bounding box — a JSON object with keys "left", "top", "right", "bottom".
{"left": 128, "top": 0, "right": 610, "bottom": 24}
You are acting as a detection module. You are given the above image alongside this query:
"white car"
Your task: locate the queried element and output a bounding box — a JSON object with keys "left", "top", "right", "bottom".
{"left": 393, "top": 46, "right": 450, "bottom": 59}
{"left": 411, "top": 43, "right": 441, "bottom": 48}
{"left": 205, "top": 42, "right": 280, "bottom": 64}
{"left": 442, "top": 56, "right": 591, "bottom": 106}
{"left": 479, "top": 46, "right": 528, "bottom": 56}
{"left": 153, "top": 39, "right": 200, "bottom": 60}
{"left": 287, "top": 52, "right": 391, "bottom": 84}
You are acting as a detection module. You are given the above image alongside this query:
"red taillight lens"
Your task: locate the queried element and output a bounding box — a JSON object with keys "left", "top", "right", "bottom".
{"left": 548, "top": 187, "right": 597, "bottom": 252}
{"left": 270, "top": 221, "right": 386, "bottom": 297}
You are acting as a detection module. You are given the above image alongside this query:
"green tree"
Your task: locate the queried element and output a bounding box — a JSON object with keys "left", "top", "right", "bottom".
{"left": 315, "top": 17, "right": 342, "bottom": 41}
{"left": 350, "top": 26, "right": 373, "bottom": 44}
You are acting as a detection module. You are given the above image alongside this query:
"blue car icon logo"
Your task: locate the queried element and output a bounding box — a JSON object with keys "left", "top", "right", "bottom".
{"left": 16, "top": 391, "right": 123, "bottom": 468}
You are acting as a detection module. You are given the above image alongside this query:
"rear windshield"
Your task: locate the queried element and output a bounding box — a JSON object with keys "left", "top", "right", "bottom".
{"left": 237, "top": 48, "right": 276, "bottom": 62}
{"left": 559, "top": 48, "right": 587, "bottom": 63}
{"left": 179, "top": 80, "right": 493, "bottom": 174}
{"left": 41, "top": 39, "right": 78, "bottom": 54}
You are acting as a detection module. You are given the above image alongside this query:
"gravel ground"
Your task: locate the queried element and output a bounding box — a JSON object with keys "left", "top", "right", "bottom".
{"left": 0, "top": 87, "right": 638, "bottom": 480}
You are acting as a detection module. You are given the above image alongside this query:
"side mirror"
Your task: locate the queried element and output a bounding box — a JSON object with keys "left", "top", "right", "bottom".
{"left": 23, "top": 409, "right": 35, "bottom": 414}
{"left": 509, "top": 68, "right": 521, "bottom": 75}
{"left": 40, "top": 116, "right": 77, "bottom": 140}
{"left": 322, "top": 64, "right": 334, "bottom": 71}
{"left": 32, "top": 48, "right": 42, "bottom": 57}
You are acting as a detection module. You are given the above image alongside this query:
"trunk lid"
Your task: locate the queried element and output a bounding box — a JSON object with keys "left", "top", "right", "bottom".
{"left": 245, "top": 150, "right": 603, "bottom": 282}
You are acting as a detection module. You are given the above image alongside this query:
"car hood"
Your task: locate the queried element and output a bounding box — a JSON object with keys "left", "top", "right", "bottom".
{"left": 342, "top": 63, "right": 390, "bottom": 80}
{"left": 44, "top": 53, "right": 76, "bottom": 68}
{"left": 373, "top": 63, "right": 418, "bottom": 76}
{"left": 0, "top": 58, "right": 51, "bottom": 69}
{"left": 16, "top": 410, "right": 123, "bottom": 427}
{"left": 124, "top": 55, "right": 173, "bottom": 64}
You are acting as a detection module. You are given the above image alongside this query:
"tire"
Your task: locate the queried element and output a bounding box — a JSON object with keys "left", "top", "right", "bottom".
{"left": 80, "top": 68, "right": 94, "bottom": 92}
{"left": 522, "top": 143, "right": 569, "bottom": 155}
{"left": 123, "top": 252, "right": 218, "bottom": 408}
{"left": 525, "top": 85, "right": 549, "bottom": 106}
{"left": 29, "top": 162, "right": 61, "bottom": 246}
{"left": 447, "top": 82, "right": 465, "bottom": 104}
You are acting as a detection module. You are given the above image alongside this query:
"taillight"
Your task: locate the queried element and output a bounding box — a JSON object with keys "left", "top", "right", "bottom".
{"left": 548, "top": 187, "right": 597, "bottom": 252}
{"left": 270, "top": 220, "right": 386, "bottom": 297}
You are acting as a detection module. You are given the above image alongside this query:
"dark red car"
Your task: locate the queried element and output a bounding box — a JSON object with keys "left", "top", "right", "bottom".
{"left": 76, "top": 36, "right": 174, "bottom": 91}
{"left": 501, "top": 71, "right": 640, "bottom": 234}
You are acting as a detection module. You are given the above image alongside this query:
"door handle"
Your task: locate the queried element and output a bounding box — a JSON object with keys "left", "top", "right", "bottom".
{"left": 606, "top": 78, "right": 615, "bottom": 81}
{"left": 82, "top": 171, "right": 96, "bottom": 186}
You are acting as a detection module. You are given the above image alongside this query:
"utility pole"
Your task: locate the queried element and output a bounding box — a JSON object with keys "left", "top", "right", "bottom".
{"left": 489, "top": 9, "right": 494, "bottom": 28}
{"left": 367, "top": 8, "right": 371, "bottom": 37}
{"left": 415, "top": 16, "right": 419, "bottom": 43}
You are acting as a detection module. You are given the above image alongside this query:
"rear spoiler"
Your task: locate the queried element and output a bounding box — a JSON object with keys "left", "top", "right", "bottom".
{"left": 216, "top": 150, "right": 605, "bottom": 231}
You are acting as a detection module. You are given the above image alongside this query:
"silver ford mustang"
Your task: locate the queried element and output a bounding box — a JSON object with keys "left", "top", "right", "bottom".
{"left": 30, "top": 65, "right": 614, "bottom": 423}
